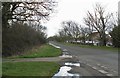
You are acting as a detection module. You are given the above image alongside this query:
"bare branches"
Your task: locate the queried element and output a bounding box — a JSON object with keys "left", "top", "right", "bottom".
{"left": 2, "top": 0, "right": 57, "bottom": 26}
{"left": 84, "top": 3, "right": 113, "bottom": 33}
{"left": 84, "top": 3, "right": 114, "bottom": 46}
{"left": 60, "top": 21, "right": 81, "bottom": 39}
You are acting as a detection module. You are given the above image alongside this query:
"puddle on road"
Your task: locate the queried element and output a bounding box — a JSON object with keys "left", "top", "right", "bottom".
{"left": 49, "top": 43, "right": 80, "bottom": 78}
{"left": 52, "top": 66, "right": 80, "bottom": 78}
{"left": 65, "top": 62, "right": 80, "bottom": 67}
{"left": 52, "top": 62, "right": 80, "bottom": 78}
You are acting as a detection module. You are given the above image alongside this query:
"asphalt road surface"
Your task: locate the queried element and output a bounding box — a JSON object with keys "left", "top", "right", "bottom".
{"left": 50, "top": 41, "right": 118, "bottom": 77}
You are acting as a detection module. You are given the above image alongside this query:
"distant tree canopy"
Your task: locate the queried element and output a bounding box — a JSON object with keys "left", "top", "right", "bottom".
{"left": 54, "top": 20, "right": 91, "bottom": 43}
{"left": 58, "top": 21, "right": 81, "bottom": 42}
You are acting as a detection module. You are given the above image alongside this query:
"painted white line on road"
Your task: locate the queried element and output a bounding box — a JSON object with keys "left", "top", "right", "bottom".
{"left": 63, "top": 49, "right": 68, "bottom": 52}
{"left": 92, "top": 67, "right": 97, "bottom": 70}
{"left": 97, "top": 64, "right": 108, "bottom": 69}
{"left": 100, "top": 65, "right": 108, "bottom": 69}
{"left": 84, "top": 63, "right": 116, "bottom": 76}
{"left": 101, "top": 66, "right": 108, "bottom": 69}
{"left": 85, "top": 63, "right": 115, "bottom": 76}
{"left": 98, "top": 70, "right": 108, "bottom": 74}
{"left": 106, "top": 74, "right": 113, "bottom": 76}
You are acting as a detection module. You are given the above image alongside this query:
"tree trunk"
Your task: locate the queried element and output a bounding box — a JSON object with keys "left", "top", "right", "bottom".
{"left": 99, "top": 32, "right": 106, "bottom": 46}
{"left": 101, "top": 16, "right": 106, "bottom": 46}
{"left": 102, "top": 32, "right": 106, "bottom": 46}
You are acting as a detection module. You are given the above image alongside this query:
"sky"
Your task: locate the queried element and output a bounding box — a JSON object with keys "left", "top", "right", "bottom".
{"left": 42, "top": 0, "right": 120, "bottom": 37}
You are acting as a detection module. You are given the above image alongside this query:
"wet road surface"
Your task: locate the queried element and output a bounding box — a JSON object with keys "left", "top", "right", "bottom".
{"left": 50, "top": 41, "right": 118, "bottom": 77}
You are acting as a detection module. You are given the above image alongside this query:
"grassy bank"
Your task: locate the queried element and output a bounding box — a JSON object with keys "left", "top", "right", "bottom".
{"left": 2, "top": 62, "right": 60, "bottom": 76}
{"left": 63, "top": 42, "right": 118, "bottom": 52}
{"left": 9, "top": 44, "right": 62, "bottom": 58}
{"left": 2, "top": 44, "right": 62, "bottom": 77}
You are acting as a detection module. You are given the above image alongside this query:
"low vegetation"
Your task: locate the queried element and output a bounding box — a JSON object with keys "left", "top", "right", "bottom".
{"left": 3, "top": 23, "right": 47, "bottom": 57}
{"left": 2, "top": 62, "right": 60, "bottom": 77}
{"left": 110, "top": 25, "right": 120, "bottom": 48}
{"left": 14, "top": 44, "right": 62, "bottom": 58}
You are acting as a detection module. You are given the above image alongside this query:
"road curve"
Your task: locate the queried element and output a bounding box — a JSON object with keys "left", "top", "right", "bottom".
{"left": 50, "top": 41, "right": 118, "bottom": 76}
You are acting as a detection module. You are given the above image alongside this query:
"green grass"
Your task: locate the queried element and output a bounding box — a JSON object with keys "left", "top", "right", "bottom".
{"left": 13, "top": 44, "right": 62, "bottom": 58}
{"left": 63, "top": 42, "right": 119, "bottom": 52}
{"left": 2, "top": 62, "right": 60, "bottom": 76}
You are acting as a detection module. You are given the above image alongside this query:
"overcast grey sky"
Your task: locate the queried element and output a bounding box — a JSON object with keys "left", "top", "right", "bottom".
{"left": 43, "top": 0, "right": 119, "bottom": 37}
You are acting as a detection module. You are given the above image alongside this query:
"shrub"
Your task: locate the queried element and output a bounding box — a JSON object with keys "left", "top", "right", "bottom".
{"left": 110, "top": 25, "right": 120, "bottom": 48}
{"left": 2, "top": 23, "right": 46, "bottom": 57}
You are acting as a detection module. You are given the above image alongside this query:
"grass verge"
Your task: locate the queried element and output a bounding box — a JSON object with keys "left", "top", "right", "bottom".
{"left": 63, "top": 42, "right": 119, "bottom": 52}
{"left": 2, "top": 62, "right": 60, "bottom": 76}
{"left": 10, "top": 44, "right": 62, "bottom": 58}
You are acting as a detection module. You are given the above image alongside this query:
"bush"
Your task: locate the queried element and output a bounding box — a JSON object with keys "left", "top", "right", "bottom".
{"left": 2, "top": 23, "right": 46, "bottom": 57}
{"left": 110, "top": 25, "right": 120, "bottom": 48}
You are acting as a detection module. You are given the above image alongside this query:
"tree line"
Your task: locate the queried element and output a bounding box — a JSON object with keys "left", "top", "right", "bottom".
{"left": 50, "top": 3, "right": 120, "bottom": 47}
{"left": 2, "top": 0, "right": 57, "bottom": 57}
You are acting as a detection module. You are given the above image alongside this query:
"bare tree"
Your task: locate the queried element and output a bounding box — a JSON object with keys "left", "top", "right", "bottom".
{"left": 60, "top": 21, "right": 81, "bottom": 42}
{"left": 111, "top": 12, "right": 118, "bottom": 27}
{"left": 84, "top": 3, "right": 113, "bottom": 46}
{"left": 2, "top": 0, "right": 57, "bottom": 29}
{"left": 80, "top": 27, "right": 91, "bottom": 44}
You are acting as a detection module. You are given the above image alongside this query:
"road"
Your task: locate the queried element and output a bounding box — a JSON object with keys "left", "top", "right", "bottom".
{"left": 50, "top": 41, "right": 118, "bottom": 77}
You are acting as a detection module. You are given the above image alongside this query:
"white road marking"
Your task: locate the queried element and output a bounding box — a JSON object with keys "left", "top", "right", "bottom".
{"left": 63, "top": 49, "right": 68, "bottom": 51}
{"left": 84, "top": 63, "right": 117, "bottom": 76}
{"left": 100, "top": 65, "right": 108, "bottom": 69}
{"left": 98, "top": 70, "right": 108, "bottom": 74}
{"left": 97, "top": 64, "right": 109, "bottom": 71}
{"left": 106, "top": 74, "right": 113, "bottom": 76}
{"left": 92, "top": 67, "right": 97, "bottom": 70}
